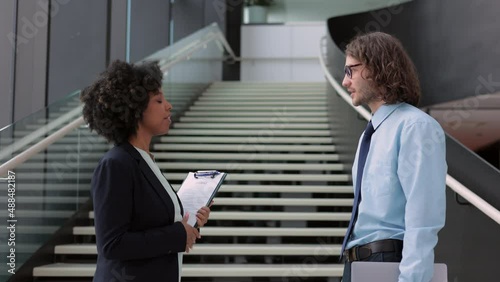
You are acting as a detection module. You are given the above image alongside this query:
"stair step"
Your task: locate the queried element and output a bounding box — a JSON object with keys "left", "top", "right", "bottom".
{"left": 204, "top": 85, "right": 325, "bottom": 90}
{"left": 57, "top": 103, "right": 192, "bottom": 113}
{"left": 209, "top": 86, "right": 325, "bottom": 90}
{"left": 198, "top": 95, "right": 326, "bottom": 100}
{"left": 207, "top": 88, "right": 326, "bottom": 92}
{"left": 0, "top": 196, "right": 351, "bottom": 207}
{"left": 88, "top": 211, "right": 350, "bottom": 221}
{"left": 16, "top": 151, "right": 339, "bottom": 161}
{"left": 33, "top": 143, "right": 111, "bottom": 150}
{"left": 182, "top": 263, "right": 343, "bottom": 277}
{"left": 181, "top": 173, "right": 350, "bottom": 182}
{"left": 189, "top": 106, "right": 328, "bottom": 111}
{"left": 154, "top": 144, "right": 336, "bottom": 152}
{"left": 212, "top": 81, "right": 324, "bottom": 84}
{"left": 14, "top": 128, "right": 334, "bottom": 137}
{"left": 16, "top": 183, "right": 351, "bottom": 193}
{"left": 179, "top": 117, "right": 329, "bottom": 123}
{"left": 9, "top": 136, "right": 335, "bottom": 145}
{"left": 196, "top": 197, "right": 353, "bottom": 206}
{"left": 156, "top": 162, "right": 343, "bottom": 171}
{"left": 194, "top": 101, "right": 326, "bottom": 106}
{"left": 0, "top": 244, "right": 41, "bottom": 253}
{"left": 54, "top": 243, "right": 341, "bottom": 256}
{"left": 165, "top": 151, "right": 335, "bottom": 161}
{"left": 204, "top": 89, "right": 325, "bottom": 94}
{"left": 0, "top": 225, "right": 59, "bottom": 234}
{"left": 0, "top": 210, "right": 75, "bottom": 218}
{"left": 17, "top": 162, "right": 344, "bottom": 171}
{"left": 185, "top": 111, "right": 328, "bottom": 117}
{"left": 208, "top": 87, "right": 325, "bottom": 91}
{"left": 167, "top": 129, "right": 332, "bottom": 136}
{"left": 159, "top": 136, "right": 334, "bottom": 144}
{"left": 73, "top": 226, "right": 347, "bottom": 237}
{"left": 33, "top": 263, "right": 344, "bottom": 277}
{"left": 15, "top": 152, "right": 102, "bottom": 160}
{"left": 216, "top": 184, "right": 352, "bottom": 193}
{"left": 174, "top": 123, "right": 330, "bottom": 129}
{"left": 0, "top": 196, "right": 88, "bottom": 204}
{"left": 13, "top": 172, "right": 350, "bottom": 182}
{"left": 151, "top": 152, "right": 340, "bottom": 161}
{"left": 205, "top": 84, "right": 326, "bottom": 91}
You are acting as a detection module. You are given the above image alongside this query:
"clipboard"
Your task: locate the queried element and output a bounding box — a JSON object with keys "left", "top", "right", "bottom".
{"left": 176, "top": 170, "right": 227, "bottom": 227}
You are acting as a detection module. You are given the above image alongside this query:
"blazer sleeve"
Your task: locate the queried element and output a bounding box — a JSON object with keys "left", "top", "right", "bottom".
{"left": 92, "top": 157, "right": 187, "bottom": 261}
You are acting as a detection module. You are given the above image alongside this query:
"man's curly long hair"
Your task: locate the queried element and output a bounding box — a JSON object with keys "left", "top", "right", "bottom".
{"left": 80, "top": 60, "right": 163, "bottom": 144}
{"left": 346, "top": 32, "right": 421, "bottom": 106}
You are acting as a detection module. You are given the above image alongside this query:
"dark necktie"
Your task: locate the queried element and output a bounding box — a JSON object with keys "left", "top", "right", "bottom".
{"left": 340, "top": 120, "right": 376, "bottom": 260}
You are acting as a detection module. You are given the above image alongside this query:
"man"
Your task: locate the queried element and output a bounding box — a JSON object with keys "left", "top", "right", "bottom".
{"left": 340, "top": 32, "right": 447, "bottom": 282}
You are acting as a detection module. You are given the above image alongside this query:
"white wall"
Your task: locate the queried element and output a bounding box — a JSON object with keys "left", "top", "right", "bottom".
{"left": 265, "top": 0, "right": 412, "bottom": 23}
{"left": 240, "top": 23, "right": 326, "bottom": 82}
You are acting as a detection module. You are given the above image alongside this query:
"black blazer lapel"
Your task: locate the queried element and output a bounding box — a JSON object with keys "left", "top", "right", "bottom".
{"left": 119, "top": 142, "right": 180, "bottom": 218}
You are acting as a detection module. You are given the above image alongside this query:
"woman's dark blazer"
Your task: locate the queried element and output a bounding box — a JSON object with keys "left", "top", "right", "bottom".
{"left": 91, "top": 142, "right": 186, "bottom": 282}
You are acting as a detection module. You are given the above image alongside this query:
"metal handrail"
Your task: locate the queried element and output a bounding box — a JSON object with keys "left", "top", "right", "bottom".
{"left": 0, "top": 105, "right": 82, "bottom": 162}
{"left": 318, "top": 36, "right": 500, "bottom": 225}
{"left": 0, "top": 23, "right": 236, "bottom": 177}
{"left": 0, "top": 116, "right": 85, "bottom": 175}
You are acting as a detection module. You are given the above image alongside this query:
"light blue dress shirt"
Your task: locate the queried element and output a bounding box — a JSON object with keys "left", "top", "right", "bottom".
{"left": 347, "top": 103, "right": 447, "bottom": 282}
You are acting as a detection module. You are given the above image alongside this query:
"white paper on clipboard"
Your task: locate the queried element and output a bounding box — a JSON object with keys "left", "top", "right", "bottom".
{"left": 177, "top": 171, "right": 226, "bottom": 227}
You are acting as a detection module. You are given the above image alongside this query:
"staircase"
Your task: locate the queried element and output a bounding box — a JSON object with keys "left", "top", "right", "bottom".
{"left": 18, "top": 81, "right": 353, "bottom": 281}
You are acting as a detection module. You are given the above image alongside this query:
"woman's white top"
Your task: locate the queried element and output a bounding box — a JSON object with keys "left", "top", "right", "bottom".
{"left": 135, "top": 147, "right": 183, "bottom": 281}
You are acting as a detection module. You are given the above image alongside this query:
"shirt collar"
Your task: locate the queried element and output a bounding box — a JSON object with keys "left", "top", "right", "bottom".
{"left": 371, "top": 103, "right": 404, "bottom": 130}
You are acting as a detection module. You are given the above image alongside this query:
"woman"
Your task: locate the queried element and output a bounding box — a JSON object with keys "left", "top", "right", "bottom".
{"left": 81, "top": 60, "right": 210, "bottom": 281}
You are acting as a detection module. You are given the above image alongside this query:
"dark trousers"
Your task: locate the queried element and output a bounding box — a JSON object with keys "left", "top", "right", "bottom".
{"left": 341, "top": 251, "right": 402, "bottom": 282}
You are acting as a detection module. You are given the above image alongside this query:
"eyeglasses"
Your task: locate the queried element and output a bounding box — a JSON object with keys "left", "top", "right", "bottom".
{"left": 344, "top": 63, "right": 362, "bottom": 79}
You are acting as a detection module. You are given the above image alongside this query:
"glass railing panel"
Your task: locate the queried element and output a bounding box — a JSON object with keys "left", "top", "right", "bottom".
{"left": 0, "top": 125, "right": 110, "bottom": 278}
{"left": 162, "top": 39, "right": 225, "bottom": 121}
{"left": 144, "top": 23, "right": 223, "bottom": 69}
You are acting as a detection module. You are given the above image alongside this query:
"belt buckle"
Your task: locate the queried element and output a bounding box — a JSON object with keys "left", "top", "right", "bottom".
{"left": 358, "top": 246, "right": 372, "bottom": 260}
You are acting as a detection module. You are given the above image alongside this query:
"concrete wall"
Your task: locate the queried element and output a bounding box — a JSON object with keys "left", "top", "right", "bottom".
{"left": 172, "top": 0, "right": 226, "bottom": 42}
{"left": 12, "top": 0, "right": 51, "bottom": 123}
{"left": 47, "top": 0, "right": 107, "bottom": 104}
{"left": 0, "top": 0, "right": 17, "bottom": 129}
{"left": 129, "top": 0, "right": 170, "bottom": 62}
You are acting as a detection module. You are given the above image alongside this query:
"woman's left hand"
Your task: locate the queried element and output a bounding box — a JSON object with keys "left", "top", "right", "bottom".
{"left": 196, "top": 201, "right": 213, "bottom": 227}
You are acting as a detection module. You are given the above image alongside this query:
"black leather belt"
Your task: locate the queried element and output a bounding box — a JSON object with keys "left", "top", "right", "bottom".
{"left": 344, "top": 239, "right": 403, "bottom": 262}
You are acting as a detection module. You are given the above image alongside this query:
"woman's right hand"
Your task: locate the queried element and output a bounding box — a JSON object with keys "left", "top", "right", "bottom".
{"left": 181, "top": 213, "right": 200, "bottom": 253}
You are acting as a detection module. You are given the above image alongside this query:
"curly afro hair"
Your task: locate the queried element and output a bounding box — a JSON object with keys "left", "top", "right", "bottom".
{"left": 80, "top": 60, "right": 163, "bottom": 144}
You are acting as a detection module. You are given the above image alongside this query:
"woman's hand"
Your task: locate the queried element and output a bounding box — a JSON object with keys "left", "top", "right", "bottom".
{"left": 181, "top": 213, "right": 200, "bottom": 253}
{"left": 196, "top": 201, "right": 213, "bottom": 227}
